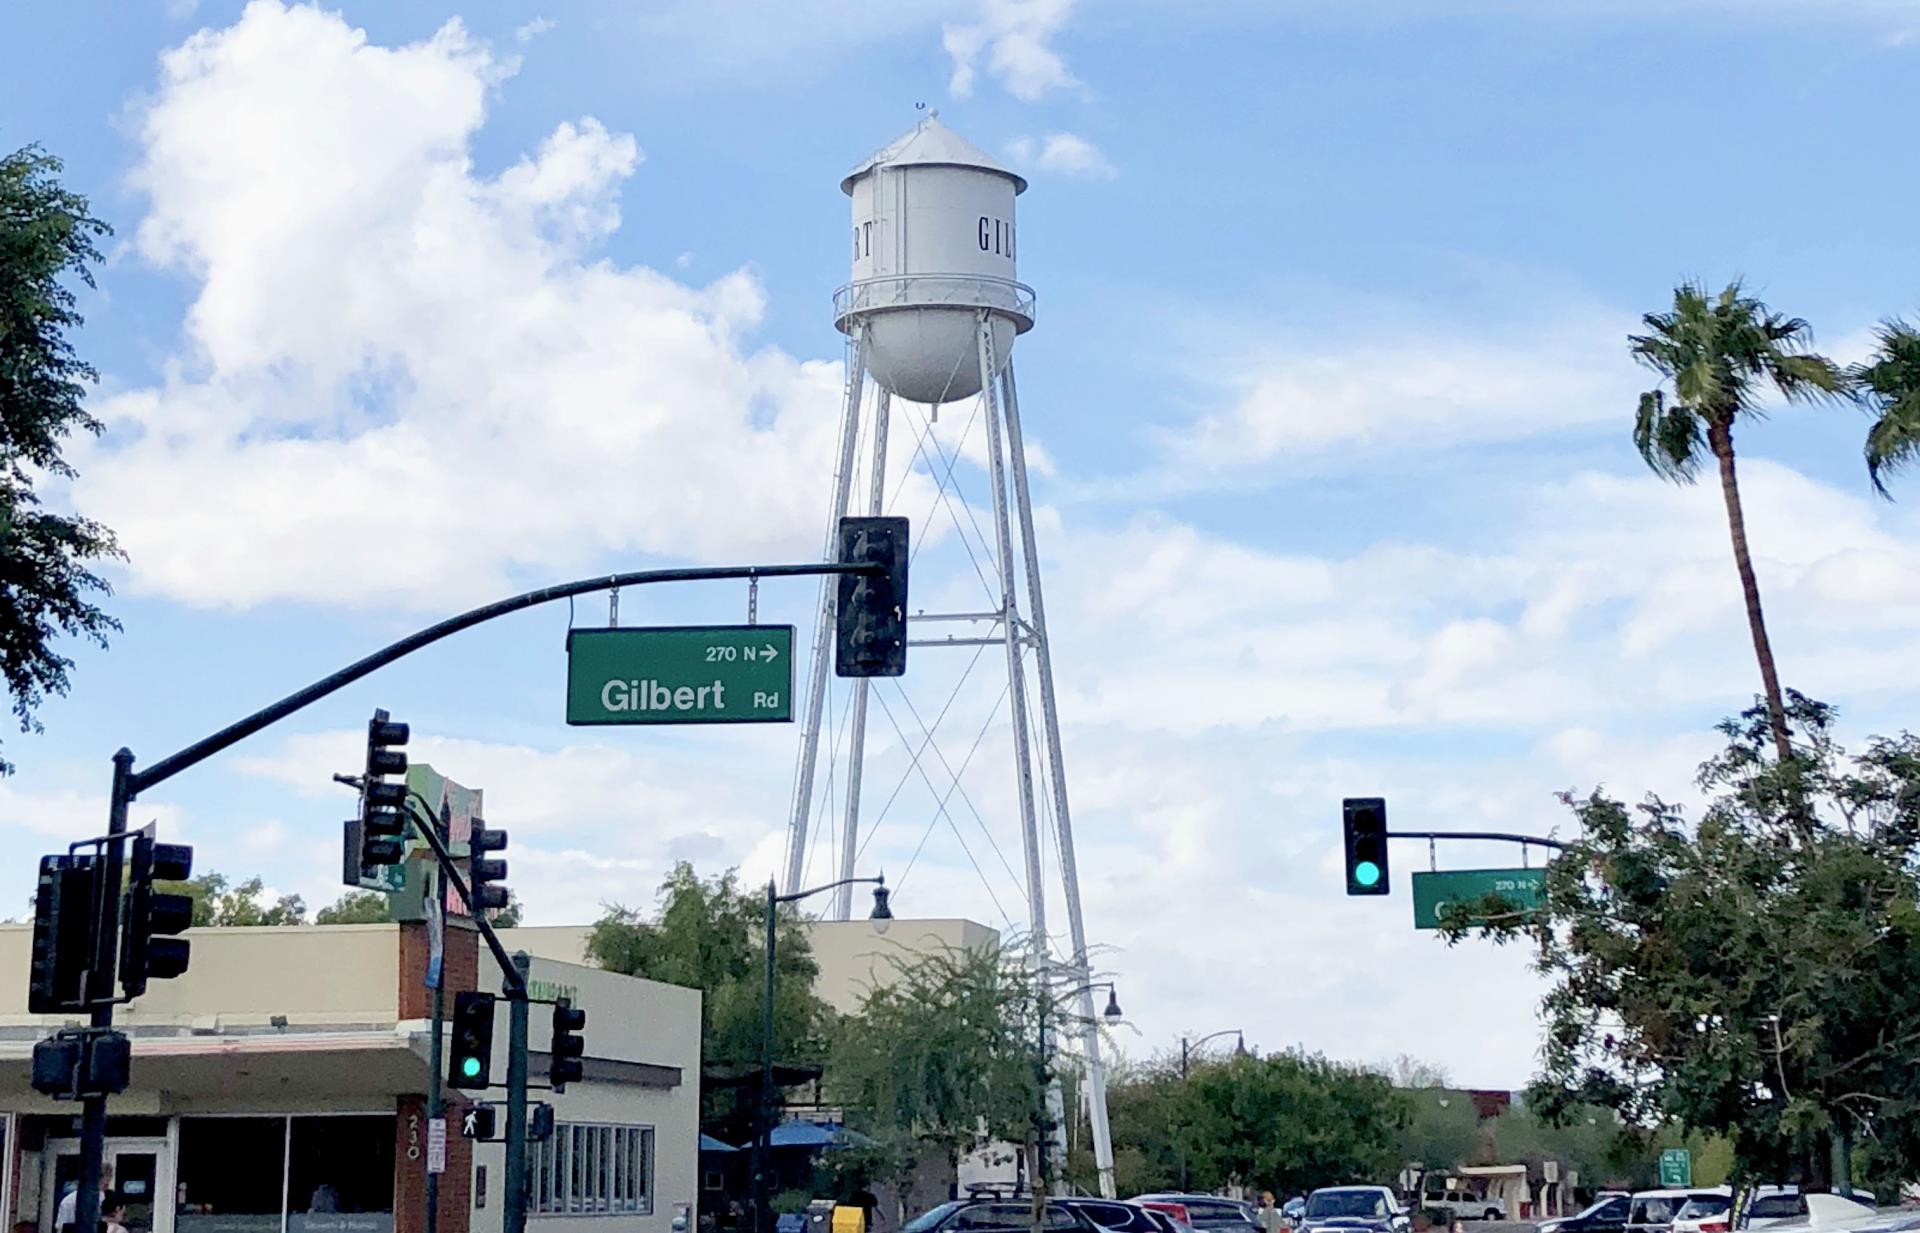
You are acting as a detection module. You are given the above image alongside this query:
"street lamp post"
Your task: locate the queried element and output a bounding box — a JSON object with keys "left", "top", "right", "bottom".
{"left": 1176, "top": 1029, "right": 1245, "bottom": 1189}
{"left": 754, "top": 874, "right": 892, "bottom": 1233}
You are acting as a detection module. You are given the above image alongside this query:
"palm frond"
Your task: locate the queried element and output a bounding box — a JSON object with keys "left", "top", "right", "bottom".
{"left": 1855, "top": 319, "right": 1920, "bottom": 499}
{"left": 1633, "top": 389, "right": 1704, "bottom": 483}
{"left": 1864, "top": 391, "right": 1920, "bottom": 498}
{"left": 1765, "top": 351, "right": 1847, "bottom": 403}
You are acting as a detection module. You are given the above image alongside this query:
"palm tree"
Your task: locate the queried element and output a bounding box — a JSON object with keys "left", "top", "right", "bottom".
{"left": 1851, "top": 319, "right": 1920, "bottom": 498}
{"left": 1629, "top": 280, "right": 1845, "bottom": 764}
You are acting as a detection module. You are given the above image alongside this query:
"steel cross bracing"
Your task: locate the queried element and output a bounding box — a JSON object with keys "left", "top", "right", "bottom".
{"left": 781, "top": 309, "right": 1117, "bottom": 1197}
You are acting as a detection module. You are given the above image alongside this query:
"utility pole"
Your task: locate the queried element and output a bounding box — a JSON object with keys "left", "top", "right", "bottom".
{"left": 505, "top": 952, "right": 531, "bottom": 1233}
{"left": 426, "top": 863, "right": 447, "bottom": 1233}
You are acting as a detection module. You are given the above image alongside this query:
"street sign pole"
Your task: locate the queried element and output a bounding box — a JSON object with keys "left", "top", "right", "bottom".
{"left": 505, "top": 952, "right": 531, "bottom": 1233}
{"left": 77, "top": 748, "right": 134, "bottom": 1233}
{"left": 425, "top": 864, "right": 446, "bottom": 1233}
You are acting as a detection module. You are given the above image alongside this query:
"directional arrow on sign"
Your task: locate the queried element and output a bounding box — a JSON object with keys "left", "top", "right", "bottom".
{"left": 762, "top": 643, "right": 779, "bottom": 661}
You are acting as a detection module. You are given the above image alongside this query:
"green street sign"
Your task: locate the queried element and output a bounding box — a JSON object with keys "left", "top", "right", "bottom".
{"left": 1410, "top": 867, "right": 1546, "bottom": 930}
{"left": 566, "top": 625, "right": 795, "bottom": 726}
{"left": 1659, "top": 1148, "right": 1692, "bottom": 1187}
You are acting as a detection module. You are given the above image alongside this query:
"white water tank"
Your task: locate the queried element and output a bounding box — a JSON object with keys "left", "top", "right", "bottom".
{"left": 835, "top": 115, "right": 1035, "bottom": 405}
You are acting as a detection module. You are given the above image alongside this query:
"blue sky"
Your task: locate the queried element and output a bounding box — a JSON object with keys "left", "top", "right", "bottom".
{"left": 5, "top": 0, "right": 1920, "bottom": 1085}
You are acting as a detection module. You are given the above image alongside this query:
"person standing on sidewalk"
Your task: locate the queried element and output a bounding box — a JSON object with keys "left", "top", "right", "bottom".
{"left": 1257, "top": 1193, "right": 1286, "bottom": 1233}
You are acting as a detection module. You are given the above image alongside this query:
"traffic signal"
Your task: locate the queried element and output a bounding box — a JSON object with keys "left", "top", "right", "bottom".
{"left": 347, "top": 709, "right": 411, "bottom": 884}
{"left": 28, "top": 1029, "right": 130, "bottom": 1099}
{"left": 549, "top": 999, "right": 586, "bottom": 1091}
{"left": 834, "top": 516, "right": 909, "bottom": 678}
{"left": 449, "top": 991, "right": 496, "bottom": 1089}
{"left": 461, "top": 1104, "right": 498, "bottom": 1141}
{"left": 120, "top": 833, "right": 195, "bottom": 997}
{"left": 468, "top": 821, "right": 509, "bottom": 914}
{"left": 28, "top": 854, "right": 95, "bottom": 1014}
{"left": 30, "top": 1034, "right": 82, "bottom": 1096}
{"left": 1343, "top": 796, "right": 1390, "bottom": 895}
{"left": 530, "top": 1102, "right": 555, "bottom": 1142}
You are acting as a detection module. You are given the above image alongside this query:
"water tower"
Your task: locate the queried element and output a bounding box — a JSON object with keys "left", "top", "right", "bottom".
{"left": 783, "top": 114, "right": 1117, "bottom": 1197}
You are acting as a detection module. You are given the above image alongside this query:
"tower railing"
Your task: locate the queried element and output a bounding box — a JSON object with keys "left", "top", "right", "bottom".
{"left": 833, "top": 274, "right": 1036, "bottom": 334}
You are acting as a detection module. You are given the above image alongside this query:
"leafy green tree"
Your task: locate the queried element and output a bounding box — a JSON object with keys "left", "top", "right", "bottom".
{"left": 0, "top": 146, "right": 122, "bottom": 776}
{"left": 1629, "top": 281, "right": 1844, "bottom": 762}
{"left": 588, "top": 864, "right": 835, "bottom": 1143}
{"left": 163, "top": 872, "right": 308, "bottom": 927}
{"left": 1850, "top": 319, "right": 1920, "bottom": 498}
{"left": 828, "top": 942, "right": 1057, "bottom": 1193}
{"left": 1448, "top": 695, "right": 1920, "bottom": 1192}
{"left": 315, "top": 890, "right": 393, "bottom": 924}
{"left": 1092, "top": 1057, "right": 1185, "bottom": 1195}
{"left": 1172, "top": 1050, "right": 1407, "bottom": 1196}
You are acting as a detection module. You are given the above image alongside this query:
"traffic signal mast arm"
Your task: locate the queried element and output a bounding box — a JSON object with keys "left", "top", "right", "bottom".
{"left": 123, "top": 558, "right": 888, "bottom": 800}
{"left": 1386, "top": 829, "right": 1569, "bottom": 851}
{"left": 70, "top": 549, "right": 895, "bottom": 1233}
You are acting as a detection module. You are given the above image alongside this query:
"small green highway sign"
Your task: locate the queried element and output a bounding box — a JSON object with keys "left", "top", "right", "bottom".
{"left": 1410, "top": 867, "right": 1546, "bottom": 930}
{"left": 1659, "top": 1148, "right": 1692, "bottom": 1187}
{"left": 566, "top": 625, "right": 795, "bottom": 725}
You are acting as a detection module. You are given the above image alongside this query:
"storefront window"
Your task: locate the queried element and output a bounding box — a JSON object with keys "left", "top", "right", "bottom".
{"left": 528, "top": 1124, "right": 652, "bottom": 1217}
{"left": 176, "top": 1118, "right": 286, "bottom": 1233}
{"left": 287, "top": 1117, "right": 395, "bottom": 1233}
{"left": 175, "top": 1116, "right": 393, "bottom": 1233}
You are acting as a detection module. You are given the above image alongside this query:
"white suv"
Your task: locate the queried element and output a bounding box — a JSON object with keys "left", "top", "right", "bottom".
{"left": 1419, "top": 1192, "right": 1505, "bottom": 1223}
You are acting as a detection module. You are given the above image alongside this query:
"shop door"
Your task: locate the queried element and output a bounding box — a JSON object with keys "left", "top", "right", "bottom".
{"left": 41, "top": 1138, "right": 173, "bottom": 1233}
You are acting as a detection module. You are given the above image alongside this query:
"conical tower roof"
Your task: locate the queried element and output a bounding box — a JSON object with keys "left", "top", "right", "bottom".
{"left": 841, "top": 113, "right": 1027, "bottom": 195}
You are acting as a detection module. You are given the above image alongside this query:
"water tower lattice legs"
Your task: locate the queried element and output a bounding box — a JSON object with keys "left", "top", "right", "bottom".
{"left": 785, "top": 335, "right": 866, "bottom": 897}
{"left": 976, "top": 316, "right": 1071, "bottom": 1187}
{"left": 782, "top": 313, "right": 1118, "bottom": 1197}
{"left": 833, "top": 388, "right": 892, "bottom": 921}
{"left": 999, "top": 356, "right": 1116, "bottom": 1199}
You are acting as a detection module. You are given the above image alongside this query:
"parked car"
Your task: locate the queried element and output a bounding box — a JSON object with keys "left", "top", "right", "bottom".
{"left": 1741, "top": 1190, "right": 1806, "bottom": 1231}
{"left": 1671, "top": 1195, "right": 1734, "bottom": 1233}
{"left": 903, "top": 1201, "right": 1100, "bottom": 1233}
{"left": 1736, "top": 1196, "right": 1895, "bottom": 1233}
{"left": 1131, "top": 1196, "right": 1261, "bottom": 1233}
{"left": 1627, "top": 1191, "right": 1730, "bottom": 1233}
{"left": 1140, "top": 1209, "right": 1207, "bottom": 1233}
{"left": 1538, "top": 1194, "right": 1632, "bottom": 1233}
{"left": 1419, "top": 1190, "right": 1505, "bottom": 1223}
{"left": 1298, "top": 1187, "right": 1409, "bottom": 1233}
{"left": 1063, "top": 1200, "right": 1173, "bottom": 1233}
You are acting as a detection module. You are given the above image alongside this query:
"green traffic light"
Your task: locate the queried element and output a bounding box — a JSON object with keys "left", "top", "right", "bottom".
{"left": 1354, "top": 860, "right": 1382, "bottom": 888}
{"left": 461, "top": 1056, "right": 482, "bottom": 1079}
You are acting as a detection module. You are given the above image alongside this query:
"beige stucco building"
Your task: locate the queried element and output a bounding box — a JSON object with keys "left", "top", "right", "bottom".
{"left": 0, "top": 921, "right": 701, "bottom": 1233}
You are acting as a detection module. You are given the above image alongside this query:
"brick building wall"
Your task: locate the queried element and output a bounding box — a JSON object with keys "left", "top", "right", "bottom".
{"left": 394, "top": 921, "right": 482, "bottom": 1233}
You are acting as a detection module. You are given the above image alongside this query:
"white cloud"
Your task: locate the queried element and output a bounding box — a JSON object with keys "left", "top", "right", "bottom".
{"left": 1006, "top": 132, "right": 1116, "bottom": 179}
{"left": 1038, "top": 458, "right": 1920, "bottom": 739}
{"left": 944, "top": 0, "right": 1079, "bottom": 101}
{"left": 514, "top": 17, "right": 555, "bottom": 43}
{"left": 1159, "top": 308, "right": 1640, "bottom": 473}
{"left": 76, "top": 1, "right": 948, "bottom": 611}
